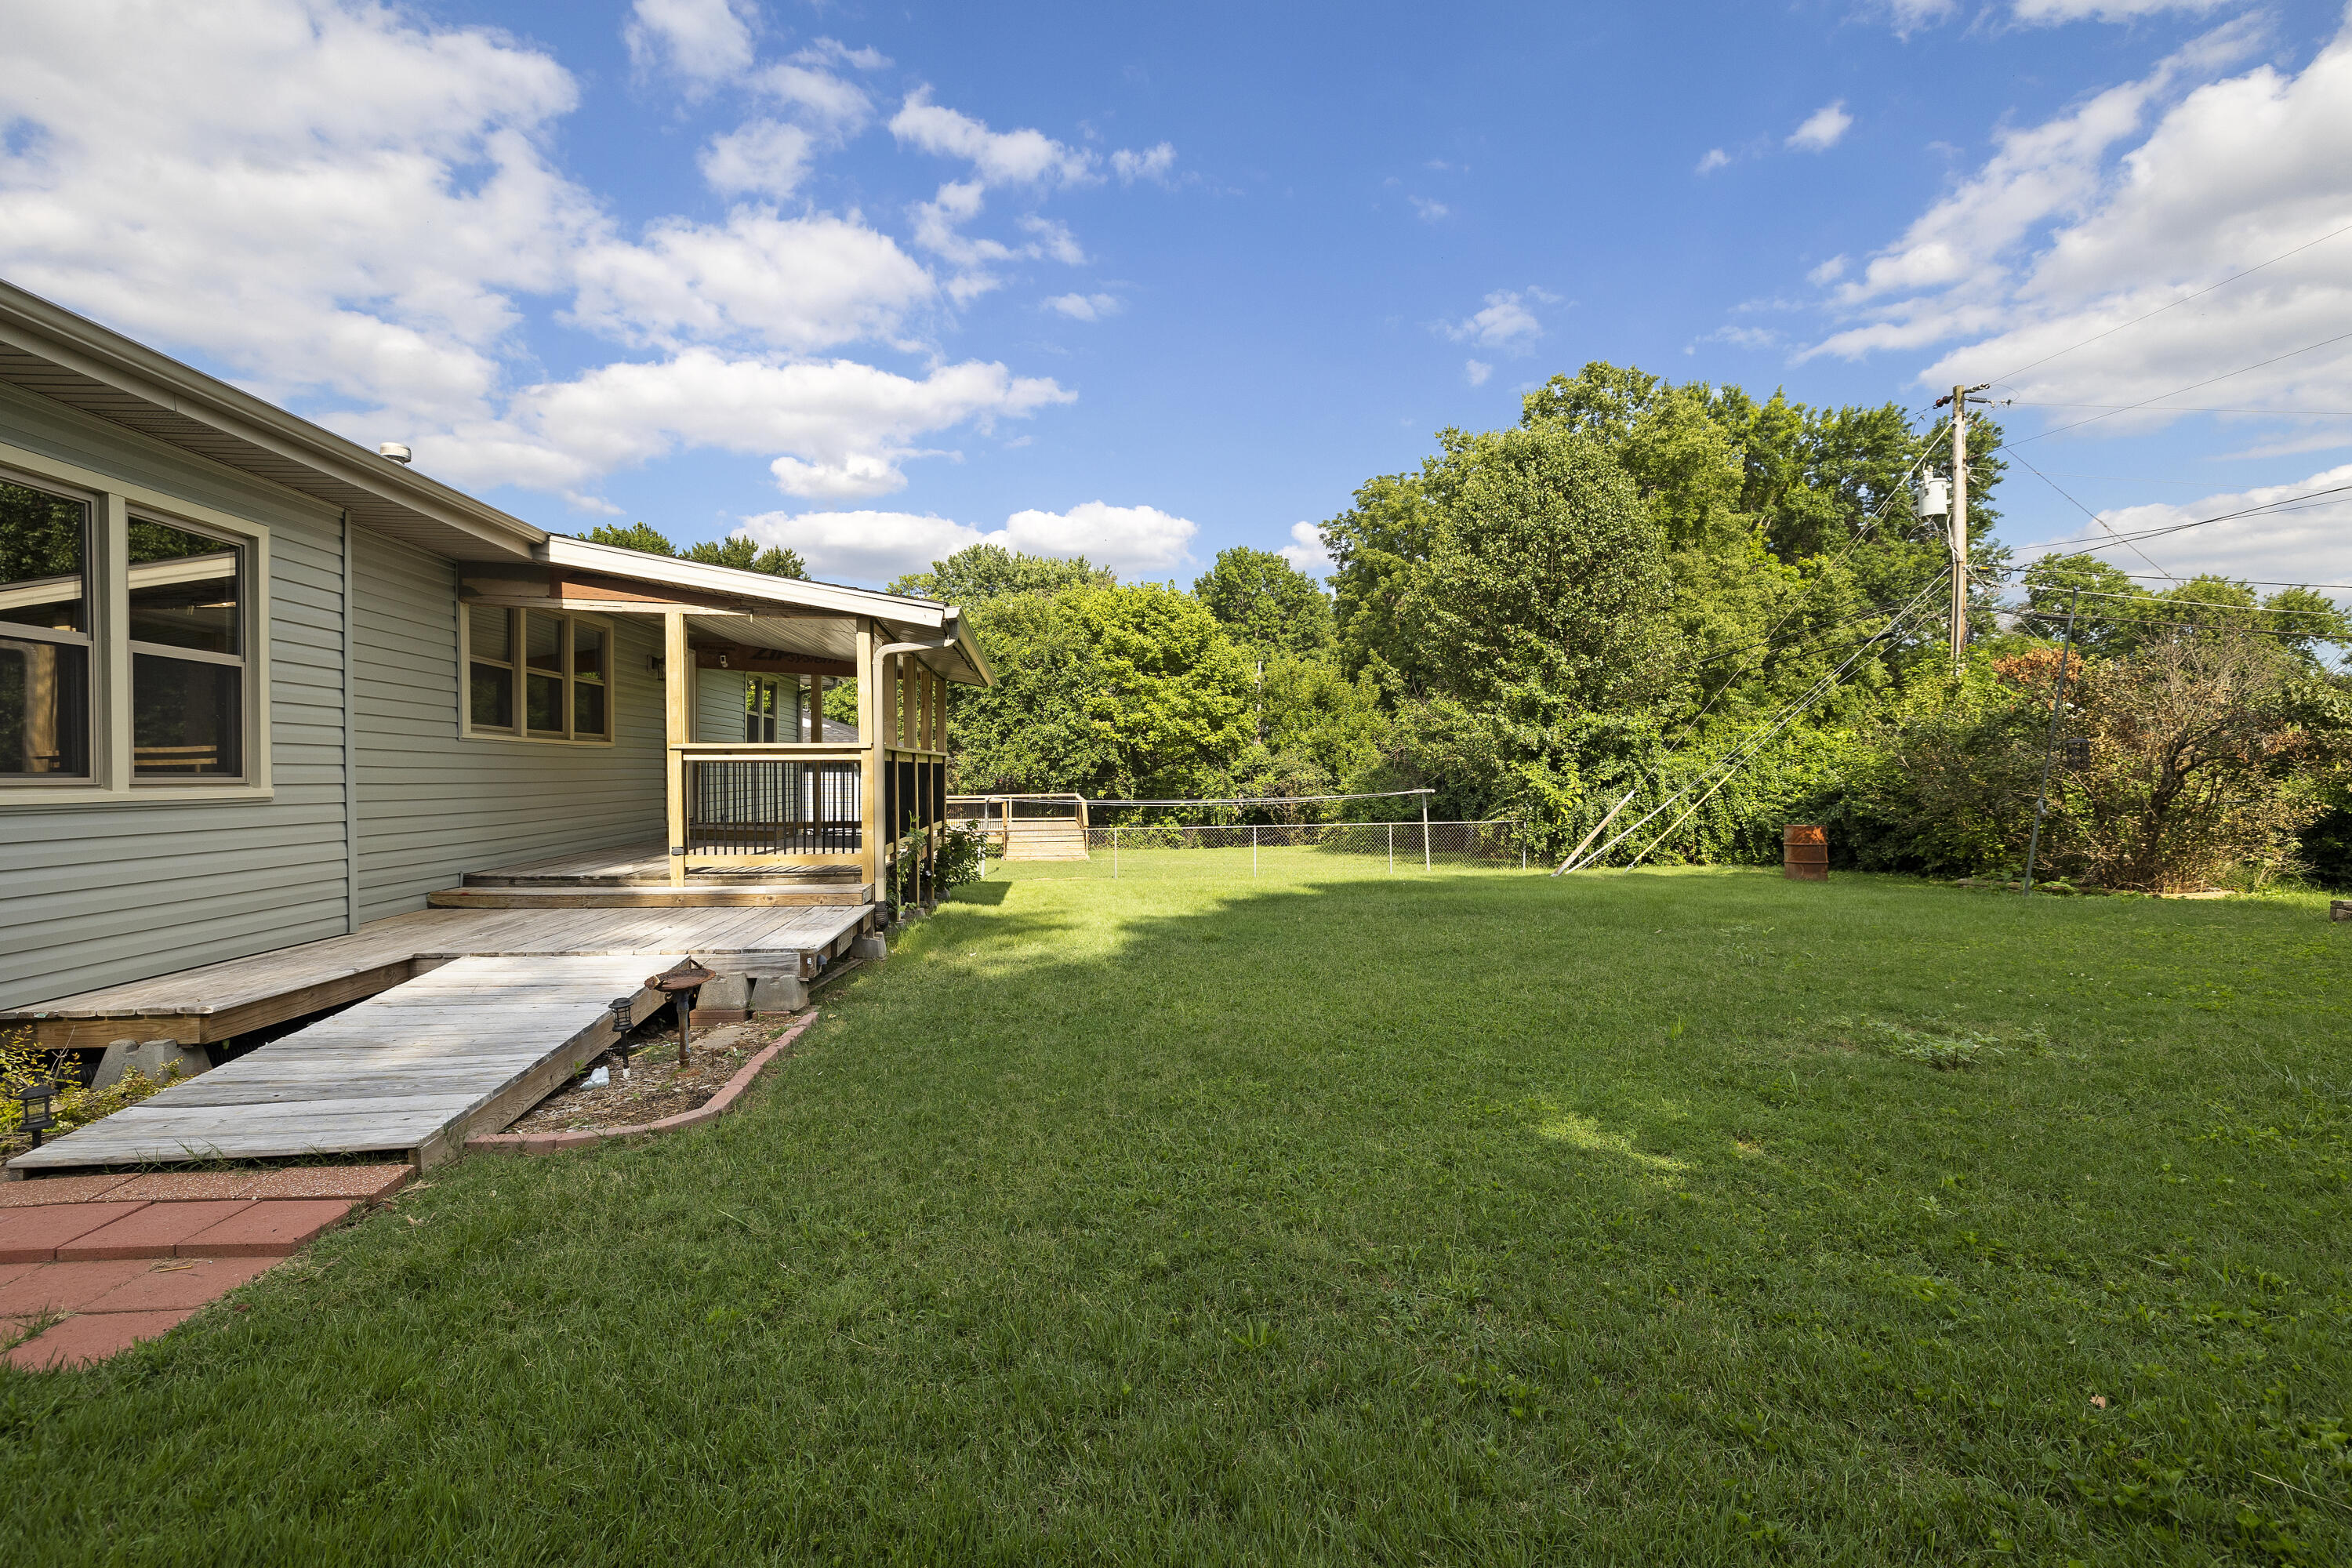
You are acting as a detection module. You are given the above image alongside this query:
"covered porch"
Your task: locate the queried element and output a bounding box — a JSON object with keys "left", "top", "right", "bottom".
{"left": 456, "top": 538, "right": 990, "bottom": 912}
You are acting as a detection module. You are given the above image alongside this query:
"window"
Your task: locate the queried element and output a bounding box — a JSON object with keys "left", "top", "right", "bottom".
{"left": 464, "top": 604, "right": 612, "bottom": 742}
{"left": 745, "top": 676, "right": 780, "bottom": 743}
{"left": 127, "top": 518, "right": 244, "bottom": 778}
{"left": 0, "top": 478, "right": 91, "bottom": 779}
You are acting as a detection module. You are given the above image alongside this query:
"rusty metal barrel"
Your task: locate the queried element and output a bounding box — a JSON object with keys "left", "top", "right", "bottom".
{"left": 1782, "top": 824, "right": 1828, "bottom": 882}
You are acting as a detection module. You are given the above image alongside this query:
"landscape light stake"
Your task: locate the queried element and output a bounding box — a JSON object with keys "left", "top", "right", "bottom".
{"left": 14, "top": 1076, "right": 60, "bottom": 1149}
{"left": 2022, "top": 587, "right": 2082, "bottom": 898}
{"left": 646, "top": 960, "right": 717, "bottom": 1066}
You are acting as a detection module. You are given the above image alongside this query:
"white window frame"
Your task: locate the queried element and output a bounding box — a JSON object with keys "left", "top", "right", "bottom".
{"left": 0, "top": 441, "right": 271, "bottom": 807}
{"left": 457, "top": 603, "right": 618, "bottom": 746}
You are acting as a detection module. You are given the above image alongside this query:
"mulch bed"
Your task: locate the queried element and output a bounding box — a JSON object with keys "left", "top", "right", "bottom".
{"left": 505, "top": 1017, "right": 797, "bottom": 1135}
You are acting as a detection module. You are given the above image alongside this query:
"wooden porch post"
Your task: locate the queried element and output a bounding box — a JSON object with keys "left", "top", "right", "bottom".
{"left": 664, "top": 611, "right": 690, "bottom": 888}
{"left": 857, "top": 621, "right": 880, "bottom": 898}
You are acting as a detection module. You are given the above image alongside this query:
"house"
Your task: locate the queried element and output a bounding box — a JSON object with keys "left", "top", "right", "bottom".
{"left": 0, "top": 278, "right": 985, "bottom": 1029}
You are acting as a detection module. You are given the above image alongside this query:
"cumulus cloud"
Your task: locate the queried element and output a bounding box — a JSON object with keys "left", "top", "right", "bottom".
{"left": 1802, "top": 11, "right": 2352, "bottom": 453}
{"left": 1275, "top": 521, "right": 1333, "bottom": 575}
{"left": 0, "top": 2, "right": 1087, "bottom": 512}
{"left": 889, "top": 89, "right": 1098, "bottom": 187}
{"left": 1695, "top": 147, "right": 1732, "bottom": 175}
{"left": 570, "top": 210, "right": 935, "bottom": 351}
{"left": 1464, "top": 359, "right": 1494, "bottom": 386}
{"left": 1787, "top": 102, "right": 1853, "bottom": 153}
{"left": 742, "top": 499, "right": 1199, "bottom": 583}
{"left": 698, "top": 120, "right": 818, "bottom": 199}
{"left": 1443, "top": 290, "right": 1546, "bottom": 354}
{"left": 1410, "top": 196, "right": 1450, "bottom": 222}
{"left": 1045, "top": 292, "right": 1121, "bottom": 321}
{"left": 626, "top": 0, "right": 755, "bottom": 84}
{"left": 1878, "top": 0, "right": 2226, "bottom": 27}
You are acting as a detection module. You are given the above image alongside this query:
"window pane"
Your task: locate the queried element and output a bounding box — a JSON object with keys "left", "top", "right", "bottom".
{"left": 133, "top": 652, "right": 241, "bottom": 777}
{"left": 526, "top": 672, "right": 563, "bottom": 733}
{"left": 573, "top": 677, "right": 607, "bottom": 737}
{"left": 470, "top": 662, "right": 514, "bottom": 730}
{"left": 525, "top": 611, "right": 562, "bottom": 675}
{"left": 0, "top": 480, "right": 89, "bottom": 635}
{"left": 468, "top": 603, "right": 511, "bottom": 663}
{"left": 0, "top": 633, "right": 89, "bottom": 776}
{"left": 128, "top": 520, "right": 240, "bottom": 654}
{"left": 572, "top": 620, "right": 604, "bottom": 683}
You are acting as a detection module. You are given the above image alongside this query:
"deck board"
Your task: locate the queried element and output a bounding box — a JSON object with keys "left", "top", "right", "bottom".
{"left": 6, "top": 956, "right": 670, "bottom": 1171}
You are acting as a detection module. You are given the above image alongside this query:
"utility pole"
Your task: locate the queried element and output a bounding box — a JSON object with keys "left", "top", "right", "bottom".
{"left": 1937, "top": 383, "right": 1991, "bottom": 667}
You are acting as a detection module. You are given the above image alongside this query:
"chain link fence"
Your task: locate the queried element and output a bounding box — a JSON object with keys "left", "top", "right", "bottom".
{"left": 981, "top": 819, "right": 1532, "bottom": 880}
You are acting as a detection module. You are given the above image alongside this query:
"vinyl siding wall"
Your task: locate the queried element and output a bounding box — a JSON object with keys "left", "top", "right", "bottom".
{"left": 352, "top": 530, "right": 664, "bottom": 922}
{"left": 0, "top": 383, "right": 350, "bottom": 1010}
{"left": 695, "top": 667, "right": 748, "bottom": 744}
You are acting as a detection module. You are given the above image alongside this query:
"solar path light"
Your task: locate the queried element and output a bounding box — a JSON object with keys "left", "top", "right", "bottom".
{"left": 645, "top": 960, "right": 717, "bottom": 1066}
{"left": 14, "top": 1076, "right": 60, "bottom": 1149}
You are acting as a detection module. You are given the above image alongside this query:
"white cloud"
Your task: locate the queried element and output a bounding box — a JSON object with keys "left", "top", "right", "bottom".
{"left": 1111, "top": 143, "right": 1178, "bottom": 184}
{"left": 1464, "top": 359, "right": 1494, "bottom": 386}
{"left": 1443, "top": 290, "right": 1546, "bottom": 354}
{"left": 751, "top": 58, "right": 873, "bottom": 134}
{"left": 2013, "top": 462, "right": 2352, "bottom": 586}
{"left": 1696, "top": 147, "right": 1731, "bottom": 175}
{"left": 2013, "top": 0, "right": 2233, "bottom": 23}
{"left": 1806, "top": 255, "right": 1848, "bottom": 285}
{"left": 768, "top": 453, "right": 912, "bottom": 500}
{"left": 743, "top": 499, "right": 1198, "bottom": 583}
{"left": 1045, "top": 292, "right": 1121, "bottom": 321}
{"left": 570, "top": 209, "right": 935, "bottom": 353}
{"left": 698, "top": 120, "right": 818, "bottom": 200}
{"left": 888, "top": 90, "right": 1098, "bottom": 187}
{"left": 1787, "top": 102, "right": 1853, "bottom": 153}
{"left": 626, "top": 0, "right": 755, "bottom": 84}
{"left": 1275, "top": 521, "right": 1333, "bottom": 576}
{"left": 1803, "top": 11, "right": 2352, "bottom": 452}
{"left": 1411, "top": 196, "right": 1450, "bottom": 222}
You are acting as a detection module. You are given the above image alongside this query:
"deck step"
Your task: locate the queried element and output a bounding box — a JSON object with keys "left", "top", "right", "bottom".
{"left": 463, "top": 865, "right": 865, "bottom": 888}
{"left": 427, "top": 884, "right": 873, "bottom": 909}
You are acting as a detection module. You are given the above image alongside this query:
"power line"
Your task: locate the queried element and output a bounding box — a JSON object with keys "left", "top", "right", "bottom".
{"left": 1995, "top": 328, "right": 2352, "bottom": 452}
{"left": 2004, "top": 445, "right": 2180, "bottom": 583}
{"left": 2002, "top": 403, "right": 2352, "bottom": 417}
{"left": 2018, "top": 479, "right": 2352, "bottom": 554}
{"left": 2009, "top": 585, "right": 2347, "bottom": 619}
{"left": 1988, "top": 216, "right": 2352, "bottom": 385}
{"left": 2008, "top": 606, "right": 2343, "bottom": 642}
{"left": 2110, "top": 570, "right": 2352, "bottom": 590}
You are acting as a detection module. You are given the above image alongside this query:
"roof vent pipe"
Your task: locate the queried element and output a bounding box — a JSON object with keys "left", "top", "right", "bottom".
{"left": 379, "top": 443, "right": 412, "bottom": 464}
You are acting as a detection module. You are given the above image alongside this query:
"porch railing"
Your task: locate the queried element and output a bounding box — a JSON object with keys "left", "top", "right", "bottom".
{"left": 683, "top": 751, "right": 862, "bottom": 858}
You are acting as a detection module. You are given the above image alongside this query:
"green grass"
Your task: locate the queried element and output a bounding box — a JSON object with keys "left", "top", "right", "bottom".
{"left": 6, "top": 866, "right": 2350, "bottom": 1565}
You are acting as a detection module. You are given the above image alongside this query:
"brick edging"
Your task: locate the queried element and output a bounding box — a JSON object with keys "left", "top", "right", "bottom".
{"left": 466, "top": 1013, "right": 817, "bottom": 1158}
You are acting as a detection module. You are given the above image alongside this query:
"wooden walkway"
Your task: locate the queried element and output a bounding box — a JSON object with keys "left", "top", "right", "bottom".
{"left": 2, "top": 905, "right": 871, "bottom": 1049}
{"left": 6, "top": 956, "right": 666, "bottom": 1173}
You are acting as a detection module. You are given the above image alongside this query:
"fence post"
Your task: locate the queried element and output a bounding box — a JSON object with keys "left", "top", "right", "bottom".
{"left": 1421, "top": 800, "right": 1432, "bottom": 872}
{"left": 1252, "top": 823, "right": 1258, "bottom": 876}
{"left": 1521, "top": 831, "right": 1526, "bottom": 872}
{"left": 1113, "top": 826, "right": 1120, "bottom": 880}
{"left": 1387, "top": 822, "right": 1394, "bottom": 874}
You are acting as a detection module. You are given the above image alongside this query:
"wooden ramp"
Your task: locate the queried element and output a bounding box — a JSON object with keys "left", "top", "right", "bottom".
{"left": 7, "top": 956, "right": 669, "bottom": 1174}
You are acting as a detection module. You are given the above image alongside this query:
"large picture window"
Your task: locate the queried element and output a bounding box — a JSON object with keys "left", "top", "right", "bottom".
{"left": 465, "top": 604, "right": 612, "bottom": 742}
{"left": 0, "top": 478, "right": 92, "bottom": 780}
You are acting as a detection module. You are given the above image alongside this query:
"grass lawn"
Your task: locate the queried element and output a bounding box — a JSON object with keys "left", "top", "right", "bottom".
{"left": 5, "top": 865, "right": 2350, "bottom": 1564}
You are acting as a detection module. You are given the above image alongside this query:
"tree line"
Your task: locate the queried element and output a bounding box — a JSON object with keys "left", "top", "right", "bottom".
{"left": 602, "top": 364, "right": 2352, "bottom": 891}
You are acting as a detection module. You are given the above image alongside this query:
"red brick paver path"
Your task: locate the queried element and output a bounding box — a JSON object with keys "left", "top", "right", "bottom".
{"left": 0, "top": 1165, "right": 410, "bottom": 1370}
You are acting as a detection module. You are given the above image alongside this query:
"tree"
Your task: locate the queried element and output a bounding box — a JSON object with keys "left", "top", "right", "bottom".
{"left": 583, "top": 523, "right": 805, "bottom": 578}
{"left": 952, "top": 585, "right": 1252, "bottom": 800}
{"left": 1320, "top": 472, "right": 1439, "bottom": 695}
{"left": 889, "top": 543, "right": 1113, "bottom": 604}
{"left": 1192, "top": 546, "right": 1334, "bottom": 662}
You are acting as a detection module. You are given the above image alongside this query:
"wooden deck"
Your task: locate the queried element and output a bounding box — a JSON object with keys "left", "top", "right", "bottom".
{"left": 426, "top": 844, "right": 873, "bottom": 909}
{"left": 2, "top": 904, "right": 872, "bottom": 1049}
{"left": 5, "top": 956, "right": 671, "bottom": 1173}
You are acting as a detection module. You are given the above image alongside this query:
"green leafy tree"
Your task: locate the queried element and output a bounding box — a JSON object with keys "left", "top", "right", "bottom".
{"left": 889, "top": 544, "right": 1114, "bottom": 604}
{"left": 1319, "top": 472, "right": 1439, "bottom": 695}
{"left": 583, "top": 523, "right": 805, "bottom": 578}
{"left": 954, "top": 585, "right": 1252, "bottom": 799}
{"left": 1192, "top": 546, "right": 1334, "bottom": 661}
{"left": 585, "top": 521, "right": 676, "bottom": 556}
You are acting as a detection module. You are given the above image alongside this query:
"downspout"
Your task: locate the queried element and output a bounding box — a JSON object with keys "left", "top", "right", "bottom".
{"left": 342, "top": 511, "right": 361, "bottom": 935}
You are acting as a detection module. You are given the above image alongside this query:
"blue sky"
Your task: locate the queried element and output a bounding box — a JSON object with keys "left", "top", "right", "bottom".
{"left": 6, "top": 0, "right": 2352, "bottom": 593}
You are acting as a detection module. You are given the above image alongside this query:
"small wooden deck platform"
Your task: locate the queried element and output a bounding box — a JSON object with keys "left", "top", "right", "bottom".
{"left": 5, "top": 956, "right": 670, "bottom": 1173}
{"left": 2, "top": 905, "right": 872, "bottom": 1049}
